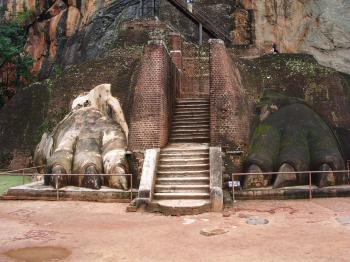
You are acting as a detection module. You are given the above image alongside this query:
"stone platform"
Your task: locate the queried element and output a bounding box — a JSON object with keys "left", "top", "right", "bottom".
{"left": 146, "top": 199, "right": 211, "bottom": 216}
{"left": 234, "top": 185, "right": 350, "bottom": 200}
{"left": 1, "top": 182, "right": 137, "bottom": 203}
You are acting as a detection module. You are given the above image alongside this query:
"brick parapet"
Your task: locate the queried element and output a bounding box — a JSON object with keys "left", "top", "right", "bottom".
{"left": 129, "top": 40, "right": 180, "bottom": 151}
{"left": 169, "top": 33, "right": 183, "bottom": 70}
{"left": 209, "top": 39, "right": 250, "bottom": 150}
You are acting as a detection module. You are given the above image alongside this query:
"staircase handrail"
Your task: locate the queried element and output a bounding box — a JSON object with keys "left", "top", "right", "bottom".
{"left": 166, "top": 0, "right": 232, "bottom": 43}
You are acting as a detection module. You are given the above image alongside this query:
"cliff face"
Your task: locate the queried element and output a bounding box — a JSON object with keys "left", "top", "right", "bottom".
{"left": 3, "top": 0, "right": 350, "bottom": 75}
{"left": 3, "top": 0, "right": 141, "bottom": 77}
{"left": 239, "top": 0, "right": 350, "bottom": 74}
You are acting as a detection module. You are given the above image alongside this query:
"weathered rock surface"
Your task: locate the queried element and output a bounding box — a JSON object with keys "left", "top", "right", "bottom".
{"left": 3, "top": 0, "right": 142, "bottom": 76}
{"left": 35, "top": 83, "right": 129, "bottom": 189}
{"left": 239, "top": 0, "right": 350, "bottom": 74}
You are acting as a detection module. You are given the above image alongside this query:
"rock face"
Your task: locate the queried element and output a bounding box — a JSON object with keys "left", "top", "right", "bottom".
{"left": 4, "top": 0, "right": 349, "bottom": 75}
{"left": 2, "top": 0, "right": 142, "bottom": 76}
{"left": 239, "top": 0, "right": 350, "bottom": 74}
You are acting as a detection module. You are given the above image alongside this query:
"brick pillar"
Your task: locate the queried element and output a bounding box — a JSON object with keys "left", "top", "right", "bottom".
{"left": 128, "top": 40, "right": 171, "bottom": 151}
{"left": 169, "top": 33, "right": 183, "bottom": 70}
{"left": 209, "top": 39, "right": 250, "bottom": 149}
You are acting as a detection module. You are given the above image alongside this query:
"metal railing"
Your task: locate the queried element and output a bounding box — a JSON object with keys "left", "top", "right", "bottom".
{"left": 167, "top": 0, "right": 233, "bottom": 43}
{"left": 231, "top": 169, "right": 350, "bottom": 202}
{"left": 0, "top": 170, "right": 134, "bottom": 201}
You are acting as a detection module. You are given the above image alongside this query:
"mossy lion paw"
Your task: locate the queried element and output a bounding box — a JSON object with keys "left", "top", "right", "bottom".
{"left": 245, "top": 103, "right": 344, "bottom": 189}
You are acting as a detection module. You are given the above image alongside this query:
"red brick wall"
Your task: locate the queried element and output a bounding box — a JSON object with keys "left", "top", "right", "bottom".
{"left": 209, "top": 39, "right": 250, "bottom": 150}
{"left": 181, "top": 42, "right": 210, "bottom": 99}
{"left": 128, "top": 40, "right": 180, "bottom": 150}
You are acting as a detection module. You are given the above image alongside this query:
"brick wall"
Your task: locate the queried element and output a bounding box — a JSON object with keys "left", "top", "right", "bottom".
{"left": 209, "top": 39, "right": 250, "bottom": 150}
{"left": 180, "top": 42, "right": 210, "bottom": 98}
{"left": 128, "top": 40, "right": 181, "bottom": 150}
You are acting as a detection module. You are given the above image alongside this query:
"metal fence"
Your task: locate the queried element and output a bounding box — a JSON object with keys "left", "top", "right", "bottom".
{"left": 231, "top": 169, "right": 350, "bottom": 202}
{"left": 0, "top": 168, "right": 134, "bottom": 201}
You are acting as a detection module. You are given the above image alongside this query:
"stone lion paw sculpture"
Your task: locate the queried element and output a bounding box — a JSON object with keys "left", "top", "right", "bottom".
{"left": 245, "top": 97, "right": 345, "bottom": 189}
{"left": 34, "top": 84, "right": 129, "bottom": 190}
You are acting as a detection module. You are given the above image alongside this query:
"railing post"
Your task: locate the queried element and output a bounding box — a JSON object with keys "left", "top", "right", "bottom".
{"left": 347, "top": 160, "right": 350, "bottom": 185}
{"left": 56, "top": 175, "right": 59, "bottom": 201}
{"left": 232, "top": 174, "right": 236, "bottom": 203}
{"left": 309, "top": 172, "right": 312, "bottom": 200}
{"left": 130, "top": 174, "right": 133, "bottom": 201}
{"left": 199, "top": 23, "right": 203, "bottom": 46}
{"left": 139, "top": 0, "right": 143, "bottom": 17}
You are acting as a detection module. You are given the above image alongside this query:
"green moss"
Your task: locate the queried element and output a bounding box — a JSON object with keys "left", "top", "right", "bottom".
{"left": 257, "top": 89, "right": 304, "bottom": 109}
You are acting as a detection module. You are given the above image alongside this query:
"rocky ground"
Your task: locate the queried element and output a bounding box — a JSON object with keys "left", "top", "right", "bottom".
{"left": 0, "top": 199, "right": 350, "bottom": 261}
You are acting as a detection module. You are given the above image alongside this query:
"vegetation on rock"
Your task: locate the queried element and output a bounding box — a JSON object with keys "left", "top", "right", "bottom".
{"left": 0, "top": 9, "right": 34, "bottom": 107}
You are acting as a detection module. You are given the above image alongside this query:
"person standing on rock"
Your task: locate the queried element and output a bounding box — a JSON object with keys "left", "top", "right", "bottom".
{"left": 272, "top": 43, "right": 279, "bottom": 54}
{"left": 187, "top": 0, "right": 193, "bottom": 13}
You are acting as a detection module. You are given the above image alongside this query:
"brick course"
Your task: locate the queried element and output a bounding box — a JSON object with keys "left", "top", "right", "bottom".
{"left": 209, "top": 39, "right": 250, "bottom": 150}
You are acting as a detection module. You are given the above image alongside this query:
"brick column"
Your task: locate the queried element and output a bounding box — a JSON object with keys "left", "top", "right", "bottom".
{"left": 209, "top": 39, "right": 250, "bottom": 149}
{"left": 169, "top": 33, "right": 183, "bottom": 70}
{"left": 129, "top": 40, "right": 171, "bottom": 151}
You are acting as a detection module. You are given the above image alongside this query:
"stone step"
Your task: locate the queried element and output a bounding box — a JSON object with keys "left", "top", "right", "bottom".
{"left": 176, "top": 99, "right": 209, "bottom": 104}
{"left": 172, "top": 120, "right": 210, "bottom": 125}
{"left": 170, "top": 132, "right": 209, "bottom": 137}
{"left": 161, "top": 149, "right": 209, "bottom": 155}
{"left": 175, "top": 107, "right": 209, "bottom": 111}
{"left": 156, "top": 177, "right": 210, "bottom": 185}
{"left": 148, "top": 199, "right": 210, "bottom": 216}
{"left": 162, "top": 145, "right": 208, "bottom": 151}
{"left": 169, "top": 137, "right": 210, "bottom": 143}
{"left": 183, "top": 57, "right": 209, "bottom": 61}
{"left": 170, "top": 135, "right": 210, "bottom": 139}
{"left": 173, "top": 116, "right": 210, "bottom": 120}
{"left": 155, "top": 185, "right": 210, "bottom": 193}
{"left": 157, "top": 170, "right": 210, "bottom": 178}
{"left": 172, "top": 128, "right": 209, "bottom": 133}
{"left": 172, "top": 124, "right": 209, "bottom": 129}
{"left": 158, "top": 163, "right": 209, "bottom": 172}
{"left": 160, "top": 152, "right": 209, "bottom": 159}
{"left": 175, "top": 107, "right": 209, "bottom": 112}
{"left": 153, "top": 192, "right": 210, "bottom": 200}
{"left": 173, "top": 116, "right": 209, "bottom": 120}
{"left": 159, "top": 158, "right": 209, "bottom": 165}
{"left": 172, "top": 126, "right": 209, "bottom": 131}
{"left": 174, "top": 112, "right": 209, "bottom": 117}
{"left": 171, "top": 124, "right": 210, "bottom": 129}
{"left": 176, "top": 103, "right": 209, "bottom": 107}
{"left": 149, "top": 199, "right": 210, "bottom": 216}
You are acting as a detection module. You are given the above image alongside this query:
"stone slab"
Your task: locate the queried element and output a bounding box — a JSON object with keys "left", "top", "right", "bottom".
{"left": 147, "top": 199, "right": 210, "bottom": 216}
{"left": 137, "top": 148, "right": 160, "bottom": 200}
{"left": 2, "top": 181, "right": 137, "bottom": 202}
{"left": 233, "top": 185, "right": 350, "bottom": 200}
{"left": 210, "top": 147, "right": 223, "bottom": 212}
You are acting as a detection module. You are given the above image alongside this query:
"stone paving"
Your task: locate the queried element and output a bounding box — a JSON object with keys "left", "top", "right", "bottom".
{"left": 1, "top": 199, "right": 350, "bottom": 261}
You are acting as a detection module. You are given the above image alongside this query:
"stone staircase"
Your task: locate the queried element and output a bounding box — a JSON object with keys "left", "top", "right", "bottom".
{"left": 151, "top": 98, "right": 211, "bottom": 215}
{"left": 169, "top": 98, "right": 210, "bottom": 143}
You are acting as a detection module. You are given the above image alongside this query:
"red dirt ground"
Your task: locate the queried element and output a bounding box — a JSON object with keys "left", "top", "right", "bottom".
{"left": 1, "top": 198, "right": 350, "bottom": 261}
